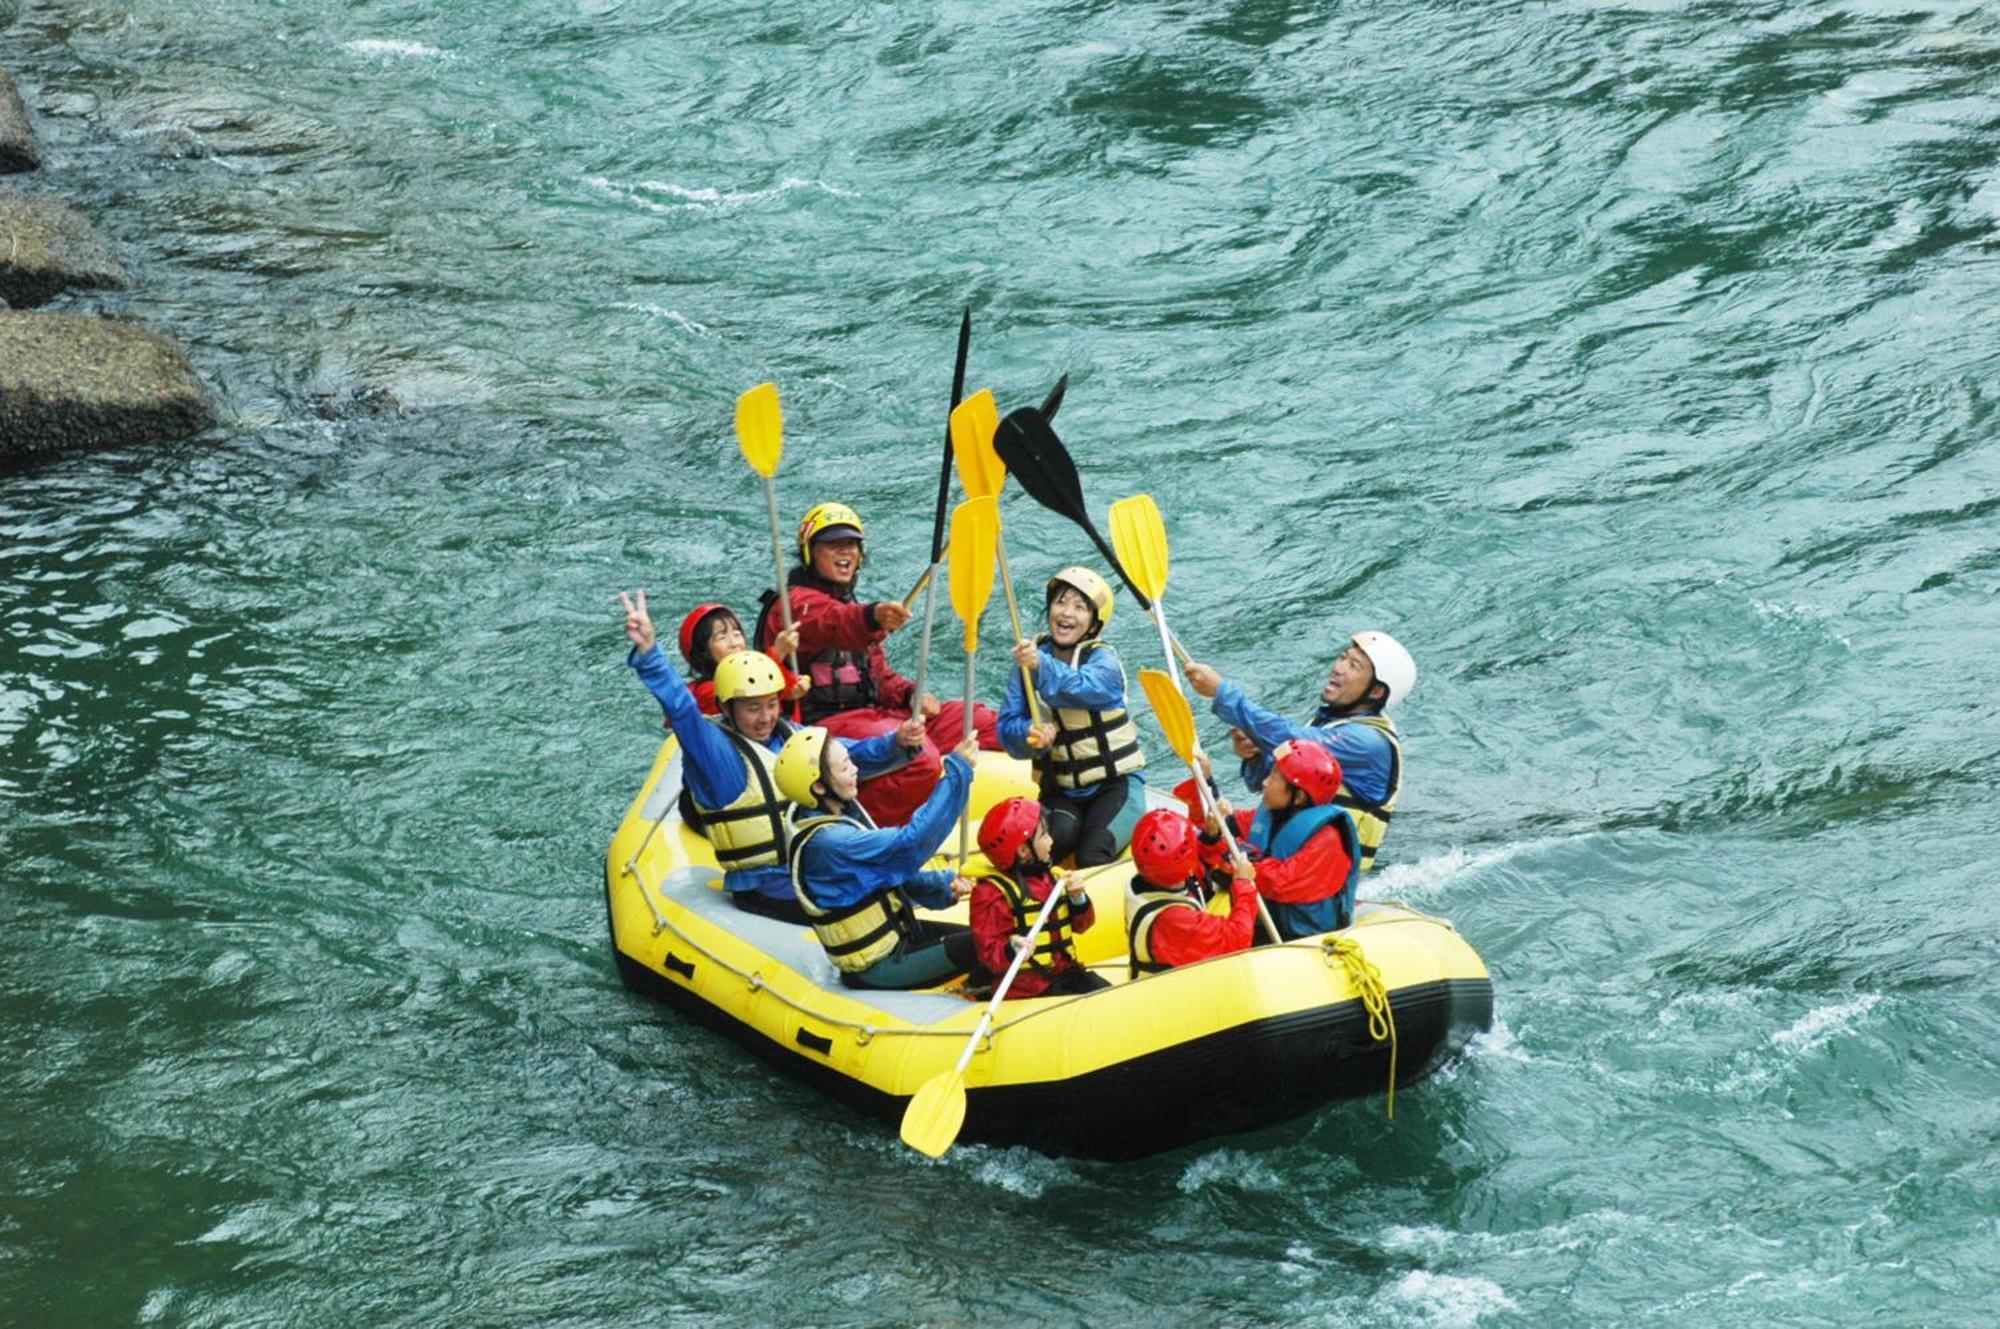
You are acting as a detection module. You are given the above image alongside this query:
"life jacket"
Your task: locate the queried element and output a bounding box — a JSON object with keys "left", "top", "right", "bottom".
{"left": 759, "top": 572, "right": 881, "bottom": 723}
{"left": 677, "top": 718, "right": 796, "bottom": 870}
{"left": 786, "top": 807, "right": 920, "bottom": 973}
{"left": 1036, "top": 638, "right": 1145, "bottom": 790}
{"left": 975, "top": 869, "right": 1080, "bottom": 976}
{"left": 1125, "top": 885, "right": 1204, "bottom": 978}
{"left": 1324, "top": 713, "right": 1401, "bottom": 871}
{"left": 1246, "top": 801, "right": 1362, "bottom": 938}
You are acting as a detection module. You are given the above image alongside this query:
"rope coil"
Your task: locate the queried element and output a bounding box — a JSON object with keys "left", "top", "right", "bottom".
{"left": 1323, "top": 936, "right": 1398, "bottom": 1119}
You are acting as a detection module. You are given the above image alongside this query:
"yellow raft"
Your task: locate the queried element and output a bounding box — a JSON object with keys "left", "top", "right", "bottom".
{"left": 605, "top": 737, "right": 1492, "bottom": 1160}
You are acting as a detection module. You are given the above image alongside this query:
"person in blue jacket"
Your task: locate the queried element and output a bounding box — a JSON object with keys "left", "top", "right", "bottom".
{"left": 621, "top": 590, "right": 921, "bottom": 923}
{"left": 774, "top": 724, "right": 982, "bottom": 990}
{"left": 1182, "top": 630, "right": 1415, "bottom": 873}
{"left": 999, "top": 567, "right": 1147, "bottom": 866}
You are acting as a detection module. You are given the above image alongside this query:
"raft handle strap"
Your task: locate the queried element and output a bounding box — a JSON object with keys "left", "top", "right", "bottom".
{"left": 1322, "top": 935, "right": 1399, "bottom": 1119}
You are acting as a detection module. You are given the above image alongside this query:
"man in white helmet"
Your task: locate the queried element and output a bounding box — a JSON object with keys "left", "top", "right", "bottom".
{"left": 1182, "top": 631, "right": 1413, "bottom": 872}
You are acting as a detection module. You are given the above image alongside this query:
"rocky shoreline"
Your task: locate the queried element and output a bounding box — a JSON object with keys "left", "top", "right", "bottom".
{"left": 0, "top": 43, "right": 214, "bottom": 466}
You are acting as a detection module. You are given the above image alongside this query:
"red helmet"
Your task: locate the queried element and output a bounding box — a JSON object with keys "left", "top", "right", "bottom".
{"left": 1273, "top": 741, "right": 1342, "bottom": 805}
{"left": 677, "top": 602, "right": 734, "bottom": 672}
{"left": 1131, "top": 808, "right": 1201, "bottom": 887}
{"left": 978, "top": 797, "right": 1043, "bottom": 867}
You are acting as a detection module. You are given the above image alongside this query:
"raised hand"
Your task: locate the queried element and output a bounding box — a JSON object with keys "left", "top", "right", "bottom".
{"left": 619, "top": 590, "right": 656, "bottom": 654}
{"left": 1011, "top": 639, "right": 1040, "bottom": 673}
{"left": 873, "top": 599, "right": 913, "bottom": 632}
{"left": 1183, "top": 661, "right": 1222, "bottom": 699}
{"left": 771, "top": 622, "right": 801, "bottom": 661}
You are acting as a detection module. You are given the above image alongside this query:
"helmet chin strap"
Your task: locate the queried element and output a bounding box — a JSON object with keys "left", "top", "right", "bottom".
{"left": 1313, "top": 689, "right": 1384, "bottom": 725}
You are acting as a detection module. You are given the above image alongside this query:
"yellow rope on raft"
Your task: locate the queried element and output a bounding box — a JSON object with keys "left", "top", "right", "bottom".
{"left": 1323, "top": 936, "right": 1399, "bottom": 1119}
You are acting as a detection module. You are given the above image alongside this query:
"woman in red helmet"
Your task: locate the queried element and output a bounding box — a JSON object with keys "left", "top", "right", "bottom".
{"left": 672, "top": 602, "right": 806, "bottom": 722}
{"left": 1211, "top": 741, "right": 1362, "bottom": 939}
{"left": 966, "top": 796, "right": 1108, "bottom": 998}
{"left": 1124, "top": 808, "right": 1260, "bottom": 976}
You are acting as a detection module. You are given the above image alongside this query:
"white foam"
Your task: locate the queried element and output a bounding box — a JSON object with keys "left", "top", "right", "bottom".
{"left": 346, "top": 38, "right": 450, "bottom": 60}
{"left": 1177, "top": 1147, "right": 1284, "bottom": 1193}
{"left": 583, "top": 174, "right": 857, "bottom": 215}
{"left": 609, "top": 302, "right": 712, "bottom": 336}
{"left": 1366, "top": 841, "right": 1532, "bottom": 902}
{"left": 1379, "top": 1270, "right": 1518, "bottom": 1328}
{"left": 1770, "top": 994, "right": 1882, "bottom": 1055}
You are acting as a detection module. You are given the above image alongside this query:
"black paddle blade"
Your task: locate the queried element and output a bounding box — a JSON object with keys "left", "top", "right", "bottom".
{"left": 931, "top": 309, "right": 973, "bottom": 560}
{"left": 993, "top": 406, "right": 1087, "bottom": 524}
{"left": 1040, "top": 373, "right": 1069, "bottom": 422}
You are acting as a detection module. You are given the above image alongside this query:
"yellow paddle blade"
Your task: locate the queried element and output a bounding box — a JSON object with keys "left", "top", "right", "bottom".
{"left": 1109, "top": 493, "right": 1168, "bottom": 603}
{"left": 899, "top": 1068, "right": 967, "bottom": 1158}
{"left": 1139, "top": 667, "right": 1198, "bottom": 766}
{"left": 950, "top": 388, "right": 1005, "bottom": 499}
{"left": 949, "top": 494, "right": 999, "bottom": 652}
{"left": 734, "top": 382, "right": 783, "bottom": 478}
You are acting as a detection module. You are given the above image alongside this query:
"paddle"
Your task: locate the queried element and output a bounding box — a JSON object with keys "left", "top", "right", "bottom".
{"left": 734, "top": 382, "right": 799, "bottom": 675}
{"left": 947, "top": 494, "right": 998, "bottom": 861}
{"left": 899, "top": 877, "right": 1066, "bottom": 1158}
{"left": 1138, "top": 668, "right": 1282, "bottom": 945}
{"left": 902, "top": 372, "right": 1072, "bottom": 610}
{"left": 951, "top": 390, "right": 1046, "bottom": 735}
{"left": 908, "top": 310, "right": 974, "bottom": 720}
{"left": 990, "top": 407, "right": 1194, "bottom": 666}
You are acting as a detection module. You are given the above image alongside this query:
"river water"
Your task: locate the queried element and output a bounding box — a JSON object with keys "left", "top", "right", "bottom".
{"left": 4, "top": 1, "right": 1998, "bottom": 1324}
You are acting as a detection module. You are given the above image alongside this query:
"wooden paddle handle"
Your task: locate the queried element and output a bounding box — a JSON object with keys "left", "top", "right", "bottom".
{"left": 993, "top": 533, "right": 1046, "bottom": 728}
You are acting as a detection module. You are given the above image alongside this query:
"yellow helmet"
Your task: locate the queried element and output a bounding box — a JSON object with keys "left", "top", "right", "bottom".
{"left": 774, "top": 726, "right": 832, "bottom": 805}
{"left": 796, "top": 502, "right": 865, "bottom": 562}
{"left": 713, "top": 650, "right": 784, "bottom": 703}
{"left": 1046, "top": 566, "right": 1114, "bottom": 631}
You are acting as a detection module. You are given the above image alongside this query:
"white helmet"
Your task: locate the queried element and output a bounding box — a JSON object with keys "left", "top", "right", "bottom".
{"left": 1351, "top": 631, "right": 1416, "bottom": 707}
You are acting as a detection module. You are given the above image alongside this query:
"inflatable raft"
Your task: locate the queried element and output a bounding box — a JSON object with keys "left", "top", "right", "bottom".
{"left": 605, "top": 737, "right": 1493, "bottom": 1160}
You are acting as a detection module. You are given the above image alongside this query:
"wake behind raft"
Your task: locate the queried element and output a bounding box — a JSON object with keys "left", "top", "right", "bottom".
{"left": 605, "top": 739, "right": 1493, "bottom": 1161}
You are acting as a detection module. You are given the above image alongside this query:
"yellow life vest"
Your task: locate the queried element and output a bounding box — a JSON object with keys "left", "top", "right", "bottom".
{"left": 1329, "top": 713, "right": 1401, "bottom": 871}
{"left": 682, "top": 720, "right": 794, "bottom": 870}
{"left": 1038, "top": 639, "right": 1146, "bottom": 790}
{"left": 1125, "top": 885, "right": 1205, "bottom": 978}
{"left": 976, "top": 870, "right": 1080, "bottom": 974}
{"left": 786, "top": 812, "right": 918, "bottom": 974}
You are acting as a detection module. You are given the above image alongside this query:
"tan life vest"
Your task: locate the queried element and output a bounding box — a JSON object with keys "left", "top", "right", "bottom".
{"left": 687, "top": 720, "right": 794, "bottom": 870}
{"left": 1038, "top": 639, "right": 1146, "bottom": 791}
{"left": 1329, "top": 713, "right": 1401, "bottom": 871}
{"left": 786, "top": 812, "right": 918, "bottom": 973}
{"left": 976, "top": 870, "right": 1080, "bottom": 974}
{"left": 1125, "top": 885, "right": 1203, "bottom": 979}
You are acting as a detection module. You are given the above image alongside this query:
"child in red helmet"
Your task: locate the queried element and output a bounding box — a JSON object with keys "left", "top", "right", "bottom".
{"left": 967, "top": 796, "right": 1109, "bottom": 998}
{"left": 1210, "top": 740, "right": 1361, "bottom": 939}
{"left": 1125, "top": 807, "right": 1260, "bottom": 976}
{"left": 674, "top": 602, "right": 807, "bottom": 723}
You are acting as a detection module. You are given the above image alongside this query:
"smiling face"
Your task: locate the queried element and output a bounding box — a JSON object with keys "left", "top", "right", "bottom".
{"left": 727, "top": 693, "right": 783, "bottom": 743}
{"left": 821, "top": 738, "right": 860, "bottom": 803}
{"left": 810, "top": 537, "right": 863, "bottom": 587}
{"left": 704, "top": 614, "right": 747, "bottom": 665}
{"left": 1320, "top": 643, "right": 1379, "bottom": 709}
{"left": 1046, "top": 586, "right": 1097, "bottom": 647}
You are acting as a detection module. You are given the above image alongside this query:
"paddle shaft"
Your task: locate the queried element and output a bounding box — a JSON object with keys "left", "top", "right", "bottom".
{"left": 949, "top": 873, "right": 1069, "bottom": 1077}
{"left": 761, "top": 476, "right": 799, "bottom": 671}
{"left": 957, "top": 648, "right": 976, "bottom": 862}
{"left": 994, "top": 532, "right": 1046, "bottom": 729}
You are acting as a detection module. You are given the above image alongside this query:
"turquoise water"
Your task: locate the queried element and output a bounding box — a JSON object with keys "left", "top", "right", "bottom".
{"left": 5, "top": 1, "right": 1999, "bottom": 1323}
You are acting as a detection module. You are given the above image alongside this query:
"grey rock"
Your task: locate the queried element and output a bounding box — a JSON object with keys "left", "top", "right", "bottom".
{"left": 0, "top": 312, "right": 214, "bottom": 461}
{"left": 0, "top": 188, "right": 128, "bottom": 306}
{"left": 0, "top": 67, "right": 36, "bottom": 172}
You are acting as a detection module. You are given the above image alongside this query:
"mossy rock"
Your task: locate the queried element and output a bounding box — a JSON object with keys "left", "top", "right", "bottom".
{"left": 0, "top": 312, "right": 214, "bottom": 461}
{"left": 0, "top": 67, "right": 36, "bottom": 172}
{"left": 0, "top": 189, "right": 128, "bottom": 305}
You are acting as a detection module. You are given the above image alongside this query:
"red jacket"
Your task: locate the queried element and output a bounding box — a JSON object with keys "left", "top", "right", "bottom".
{"left": 1228, "top": 807, "right": 1352, "bottom": 905}
{"left": 759, "top": 576, "right": 915, "bottom": 716}
{"left": 1142, "top": 880, "right": 1259, "bottom": 969}
{"left": 971, "top": 870, "right": 1095, "bottom": 999}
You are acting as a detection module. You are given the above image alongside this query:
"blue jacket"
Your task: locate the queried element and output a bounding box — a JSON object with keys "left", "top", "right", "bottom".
{"left": 1209, "top": 679, "right": 1396, "bottom": 807}
{"left": 793, "top": 751, "right": 973, "bottom": 912}
{"left": 997, "top": 639, "right": 1143, "bottom": 801}
{"left": 629, "top": 643, "right": 906, "bottom": 899}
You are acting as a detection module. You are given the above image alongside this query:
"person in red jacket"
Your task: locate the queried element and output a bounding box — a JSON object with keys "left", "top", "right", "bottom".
{"left": 1124, "top": 808, "right": 1259, "bottom": 975}
{"left": 673, "top": 602, "right": 805, "bottom": 723}
{"left": 968, "top": 797, "right": 1109, "bottom": 998}
{"left": 1209, "top": 741, "right": 1361, "bottom": 940}
{"left": 756, "top": 501, "right": 999, "bottom": 826}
